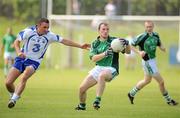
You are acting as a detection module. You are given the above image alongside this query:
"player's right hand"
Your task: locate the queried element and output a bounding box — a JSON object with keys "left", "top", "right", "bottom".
{"left": 104, "top": 48, "right": 113, "bottom": 57}
{"left": 18, "top": 52, "right": 26, "bottom": 58}
{"left": 139, "top": 51, "right": 146, "bottom": 58}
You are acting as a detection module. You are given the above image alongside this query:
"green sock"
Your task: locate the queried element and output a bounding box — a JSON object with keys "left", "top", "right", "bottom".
{"left": 163, "top": 92, "right": 172, "bottom": 102}
{"left": 129, "top": 87, "right": 139, "bottom": 97}
{"left": 95, "top": 96, "right": 101, "bottom": 102}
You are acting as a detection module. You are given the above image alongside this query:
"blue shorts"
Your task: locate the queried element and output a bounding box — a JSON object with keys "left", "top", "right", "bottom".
{"left": 13, "top": 57, "right": 40, "bottom": 73}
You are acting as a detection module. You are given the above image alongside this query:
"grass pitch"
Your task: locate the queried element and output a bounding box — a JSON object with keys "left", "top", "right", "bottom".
{"left": 0, "top": 18, "right": 179, "bottom": 118}
{"left": 0, "top": 67, "right": 179, "bottom": 118}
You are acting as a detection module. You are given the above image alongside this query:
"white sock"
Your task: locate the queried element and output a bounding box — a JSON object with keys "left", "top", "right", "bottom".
{"left": 11, "top": 93, "right": 20, "bottom": 101}
{"left": 9, "top": 92, "right": 14, "bottom": 98}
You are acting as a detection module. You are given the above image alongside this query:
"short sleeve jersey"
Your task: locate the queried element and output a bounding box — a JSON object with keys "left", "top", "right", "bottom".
{"left": 2, "top": 34, "right": 16, "bottom": 52}
{"left": 131, "top": 32, "right": 161, "bottom": 60}
{"left": 17, "top": 26, "right": 63, "bottom": 63}
{"left": 90, "top": 36, "right": 119, "bottom": 73}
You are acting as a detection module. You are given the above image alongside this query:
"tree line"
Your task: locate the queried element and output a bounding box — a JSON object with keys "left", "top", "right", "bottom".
{"left": 0, "top": 0, "right": 179, "bottom": 22}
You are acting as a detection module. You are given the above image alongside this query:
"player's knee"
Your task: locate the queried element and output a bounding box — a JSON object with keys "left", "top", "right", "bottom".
{"left": 99, "top": 72, "right": 107, "bottom": 81}
{"left": 98, "top": 76, "right": 106, "bottom": 83}
{"left": 79, "top": 86, "right": 86, "bottom": 94}
{"left": 5, "top": 79, "right": 12, "bottom": 88}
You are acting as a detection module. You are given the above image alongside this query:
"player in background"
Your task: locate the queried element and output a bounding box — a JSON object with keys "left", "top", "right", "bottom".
{"left": 104, "top": 0, "right": 116, "bottom": 17}
{"left": 125, "top": 32, "right": 136, "bottom": 70}
{"left": 1, "top": 27, "right": 17, "bottom": 77}
{"left": 128, "top": 21, "right": 178, "bottom": 106}
{"left": 75, "top": 22, "right": 130, "bottom": 110}
{"left": 5, "top": 18, "right": 90, "bottom": 108}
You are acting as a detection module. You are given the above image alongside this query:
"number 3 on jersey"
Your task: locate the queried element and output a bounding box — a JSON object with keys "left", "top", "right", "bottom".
{"left": 32, "top": 44, "right": 41, "bottom": 52}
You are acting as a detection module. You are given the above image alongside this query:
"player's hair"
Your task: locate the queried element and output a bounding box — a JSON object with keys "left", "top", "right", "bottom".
{"left": 37, "top": 18, "right": 49, "bottom": 24}
{"left": 98, "top": 22, "right": 109, "bottom": 30}
{"left": 144, "top": 20, "right": 154, "bottom": 26}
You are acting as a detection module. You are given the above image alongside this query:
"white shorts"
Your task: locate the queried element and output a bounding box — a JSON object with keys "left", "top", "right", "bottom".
{"left": 89, "top": 66, "right": 118, "bottom": 81}
{"left": 142, "top": 58, "right": 159, "bottom": 76}
{"left": 4, "top": 52, "right": 17, "bottom": 60}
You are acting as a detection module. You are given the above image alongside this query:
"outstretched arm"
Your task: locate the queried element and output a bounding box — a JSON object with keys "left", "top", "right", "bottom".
{"left": 61, "top": 38, "right": 90, "bottom": 49}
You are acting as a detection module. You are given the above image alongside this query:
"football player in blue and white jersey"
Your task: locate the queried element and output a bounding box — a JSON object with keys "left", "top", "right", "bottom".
{"left": 5, "top": 18, "right": 90, "bottom": 108}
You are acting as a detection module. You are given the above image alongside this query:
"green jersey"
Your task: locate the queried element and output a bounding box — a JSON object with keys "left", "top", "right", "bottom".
{"left": 131, "top": 32, "right": 161, "bottom": 61}
{"left": 90, "top": 36, "right": 119, "bottom": 73}
{"left": 2, "top": 34, "right": 16, "bottom": 52}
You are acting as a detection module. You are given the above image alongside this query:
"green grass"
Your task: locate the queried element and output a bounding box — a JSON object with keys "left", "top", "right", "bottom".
{"left": 0, "top": 18, "right": 179, "bottom": 118}
{"left": 0, "top": 67, "right": 179, "bottom": 118}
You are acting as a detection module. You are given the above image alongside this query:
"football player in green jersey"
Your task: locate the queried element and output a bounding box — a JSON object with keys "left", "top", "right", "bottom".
{"left": 128, "top": 21, "right": 178, "bottom": 106}
{"left": 1, "top": 27, "right": 16, "bottom": 77}
{"left": 75, "top": 22, "right": 130, "bottom": 110}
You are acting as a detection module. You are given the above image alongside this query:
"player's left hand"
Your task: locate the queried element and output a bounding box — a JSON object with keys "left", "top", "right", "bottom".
{"left": 119, "top": 38, "right": 129, "bottom": 46}
{"left": 81, "top": 43, "right": 91, "bottom": 50}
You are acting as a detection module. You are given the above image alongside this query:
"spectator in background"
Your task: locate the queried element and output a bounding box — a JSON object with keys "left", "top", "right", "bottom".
{"left": 104, "top": 0, "right": 117, "bottom": 17}
{"left": 1, "top": 27, "right": 17, "bottom": 77}
{"left": 125, "top": 32, "right": 136, "bottom": 70}
{"left": 72, "top": 0, "right": 80, "bottom": 15}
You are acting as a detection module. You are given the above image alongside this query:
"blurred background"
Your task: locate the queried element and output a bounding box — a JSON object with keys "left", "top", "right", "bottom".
{"left": 0, "top": 0, "right": 180, "bottom": 70}
{"left": 0, "top": 1, "right": 180, "bottom": 117}
{"left": 0, "top": 0, "right": 179, "bottom": 19}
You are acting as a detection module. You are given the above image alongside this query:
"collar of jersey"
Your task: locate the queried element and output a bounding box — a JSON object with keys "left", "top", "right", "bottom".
{"left": 97, "top": 36, "right": 111, "bottom": 42}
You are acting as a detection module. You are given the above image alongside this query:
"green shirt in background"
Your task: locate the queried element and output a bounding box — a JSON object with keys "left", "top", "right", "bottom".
{"left": 90, "top": 36, "right": 119, "bottom": 73}
{"left": 2, "top": 34, "right": 16, "bottom": 52}
{"left": 131, "top": 32, "right": 161, "bottom": 60}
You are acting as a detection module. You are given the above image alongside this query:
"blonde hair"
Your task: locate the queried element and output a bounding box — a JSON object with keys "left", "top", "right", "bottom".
{"left": 144, "top": 20, "right": 154, "bottom": 26}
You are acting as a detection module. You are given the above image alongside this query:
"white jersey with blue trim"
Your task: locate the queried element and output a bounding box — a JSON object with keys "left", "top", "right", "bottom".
{"left": 17, "top": 26, "right": 63, "bottom": 63}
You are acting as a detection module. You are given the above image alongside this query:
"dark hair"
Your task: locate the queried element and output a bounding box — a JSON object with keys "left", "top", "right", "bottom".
{"left": 98, "top": 22, "right": 108, "bottom": 30}
{"left": 37, "top": 18, "right": 49, "bottom": 24}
